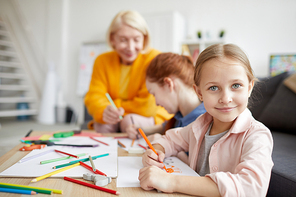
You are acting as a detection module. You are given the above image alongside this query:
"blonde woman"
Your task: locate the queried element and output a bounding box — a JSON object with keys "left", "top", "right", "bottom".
{"left": 85, "top": 10, "right": 172, "bottom": 133}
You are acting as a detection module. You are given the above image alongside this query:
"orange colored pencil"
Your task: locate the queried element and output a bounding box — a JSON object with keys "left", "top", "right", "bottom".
{"left": 117, "top": 140, "right": 126, "bottom": 148}
{"left": 131, "top": 139, "right": 135, "bottom": 147}
{"left": 54, "top": 150, "right": 79, "bottom": 158}
{"left": 138, "top": 128, "right": 168, "bottom": 172}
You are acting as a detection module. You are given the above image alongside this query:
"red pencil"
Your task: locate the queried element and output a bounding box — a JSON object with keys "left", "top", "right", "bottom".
{"left": 138, "top": 144, "right": 147, "bottom": 150}
{"left": 79, "top": 161, "right": 107, "bottom": 176}
{"left": 54, "top": 149, "right": 79, "bottom": 158}
{"left": 90, "top": 137, "right": 109, "bottom": 146}
{"left": 64, "top": 176, "right": 120, "bottom": 195}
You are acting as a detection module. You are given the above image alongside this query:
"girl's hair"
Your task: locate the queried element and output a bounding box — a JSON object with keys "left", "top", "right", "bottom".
{"left": 194, "top": 43, "right": 257, "bottom": 86}
{"left": 146, "top": 53, "right": 194, "bottom": 87}
{"left": 106, "top": 10, "right": 151, "bottom": 52}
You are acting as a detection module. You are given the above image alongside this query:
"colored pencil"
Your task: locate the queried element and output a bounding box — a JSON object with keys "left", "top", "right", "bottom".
{"left": 90, "top": 136, "right": 109, "bottom": 146}
{"left": 88, "top": 156, "right": 96, "bottom": 172}
{"left": 138, "top": 128, "right": 168, "bottom": 172}
{"left": 130, "top": 116, "right": 140, "bottom": 140}
{"left": 54, "top": 149, "right": 79, "bottom": 158}
{"left": 64, "top": 176, "right": 120, "bottom": 195}
{"left": 31, "top": 162, "right": 80, "bottom": 182}
{"left": 0, "top": 185, "right": 52, "bottom": 195}
{"left": 113, "top": 136, "right": 128, "bottom": 139}
{"left": 0, "top": 183, "right": 63, "bottom": 194}
{"left": 40, "top": 153, "right": 87, "bottom": 164}
{"left": 79, "top": 161, "right": 107, "bottom": 176}
{"left": 131, "top": 139, "right": 135, "bottom": 147}
{"left": 0, "top": 188, "right": 37, "bottom": 195}
{"left": 138, "top": 144, "right": 147, "bottom": 150}
{"left": 105, "top": 93, "right": 123, "bottom": 119}
{"left": 117, "top": 140, "right": 126, "bottom": 148}
{"left": 69, "top": 153, "right": 109, "bottom": 164}
{"left": 19, "top": 149, "right": 54, "bottom": 163}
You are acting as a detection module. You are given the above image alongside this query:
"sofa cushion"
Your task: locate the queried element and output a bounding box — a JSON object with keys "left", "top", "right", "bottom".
{"left": 284, "top": 73, "right": 296, "bottom": 94}
{"left": 249, "top": 72, "right": 290, "bottom": 119}
{"left": 267, "top": 131, "right": 296, "bottom": 197}
{"left": 258, "top": 82, "right": 296, "bottom": 133}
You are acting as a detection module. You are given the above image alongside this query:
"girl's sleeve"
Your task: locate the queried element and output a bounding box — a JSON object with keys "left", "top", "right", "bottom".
{"left": 152, "top": 123, "right": 192, "bottom": 157}
{"left": 206, "top": 126, "right": 274, "bottom": 197}
{"left": 84, "top": 56, "right": 110, "bottom": 123}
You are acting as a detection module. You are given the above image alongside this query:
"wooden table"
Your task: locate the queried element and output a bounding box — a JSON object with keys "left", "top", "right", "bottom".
{"left": 0, "top": 130, "right": 191, "bottom": 197}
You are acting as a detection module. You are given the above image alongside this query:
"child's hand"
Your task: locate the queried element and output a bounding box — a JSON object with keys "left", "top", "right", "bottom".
{"left": 142, "top": 149, "right": 165, "bottom": 168}
{"left": 138, "top": 165, "right": 174, "bottom": 193}
{"left": 126, "top": 125, "right": 141, "bottom": 139}
{"left": 102, "top": 105, "right": 124, "bottom": 124}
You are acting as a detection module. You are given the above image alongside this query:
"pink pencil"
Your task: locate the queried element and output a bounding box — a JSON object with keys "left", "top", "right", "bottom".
{"left": 90, "top": 137, "right": 109, "bottom": 146}
{"left": 54, "top": 150, "right": 79, "bottom": 158}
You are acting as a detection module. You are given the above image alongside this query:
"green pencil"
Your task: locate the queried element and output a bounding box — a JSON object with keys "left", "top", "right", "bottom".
{"left": 40, "top": 153, "right": 87, "bottom": 164}
{"left": 105, "top": 93, "right": 123, "bottom": 119}
{"left": 0, "top": 185, "right": 52, "bottom": 195}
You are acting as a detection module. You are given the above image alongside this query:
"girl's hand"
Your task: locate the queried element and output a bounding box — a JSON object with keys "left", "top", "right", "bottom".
{"left": 142, "top": 149, "right": 165, "bottom": 168}
{"left": 126, "top": 125, "right": 141, "bottom": 139}
{"left": 102, "top": 105, "right": 124, "bottom": 124}
{"left": 138, "top": 165, "right": 174, "bottom": 193}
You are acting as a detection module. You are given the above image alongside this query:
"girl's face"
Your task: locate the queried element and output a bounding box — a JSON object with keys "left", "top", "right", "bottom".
{"left": 111, "top": 24, "right": 144, "bottom": 65}
{"left": 146, "top": 79, "right": 178, "bottom": 114}
{"left": 194, "top": 57, "right": 254, "bottom": 124}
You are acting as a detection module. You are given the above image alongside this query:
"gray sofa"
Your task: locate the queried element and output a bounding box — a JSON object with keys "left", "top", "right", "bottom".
{"left": 249, "top": 71, "right": 296, "bottom": 197}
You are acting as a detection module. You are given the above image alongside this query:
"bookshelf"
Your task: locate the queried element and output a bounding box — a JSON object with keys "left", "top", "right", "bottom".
{"left": 181, "top": 39, "right": 224, "bottom": 63}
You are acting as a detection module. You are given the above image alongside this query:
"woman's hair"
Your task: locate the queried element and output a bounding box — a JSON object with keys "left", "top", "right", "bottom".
{"left": 194, "top": 43, "right": 257, "bottom": 86}
{"left": 106, "top": 10, "right": 151, "bottom": 52}
{"left": 146, "top": 53, "right": 194, "bottom": 87}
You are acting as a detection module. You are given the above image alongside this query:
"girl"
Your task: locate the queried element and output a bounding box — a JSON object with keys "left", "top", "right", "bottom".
{"left": 125, "top": 53, "right": 206, "bottom": 140}
{"left": 84, "top": 10, "right": 172, "bottom": 133}
{"left": 139, "top": 44, "right": 273, "bottom": 197}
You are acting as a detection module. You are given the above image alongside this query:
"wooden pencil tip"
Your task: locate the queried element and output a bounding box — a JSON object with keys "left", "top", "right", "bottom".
{"left": 31, "top": 179, "right": 37, "bottom": 182}
{"left": 32, "top": 191, "right": 37, "bottom": 195}
{"left": 116, "top": 191, "right": 120, "bottom": 195}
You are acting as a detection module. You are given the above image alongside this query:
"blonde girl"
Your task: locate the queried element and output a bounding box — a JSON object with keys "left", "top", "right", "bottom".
{"left": 139, "top": 44, "right": 273, "bottom": 197}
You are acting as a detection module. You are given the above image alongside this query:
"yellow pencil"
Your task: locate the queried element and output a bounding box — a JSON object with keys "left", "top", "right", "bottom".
{"left": 31, "top": 162, "right": 80, "bottom": 182}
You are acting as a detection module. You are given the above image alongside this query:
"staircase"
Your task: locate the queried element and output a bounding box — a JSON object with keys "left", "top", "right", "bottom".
{"left": 0, "top": 18, "right": 38, "bottom": 119}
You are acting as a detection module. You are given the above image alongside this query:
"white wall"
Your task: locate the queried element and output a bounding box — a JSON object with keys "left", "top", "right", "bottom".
{"left": 7, "top": 0, "right": 296, "bottom": 123}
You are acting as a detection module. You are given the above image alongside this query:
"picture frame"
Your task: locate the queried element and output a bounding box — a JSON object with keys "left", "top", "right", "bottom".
{"left": 269, "top": 54, "right": 296, "bottom": 76}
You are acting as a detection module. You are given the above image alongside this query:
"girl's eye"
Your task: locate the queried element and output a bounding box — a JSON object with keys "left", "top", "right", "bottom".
{"left": 209, "top": 86, "right": 218, "bottom": 91}
{"left": 232, "top": 84, "right": 241, "bottom": 89}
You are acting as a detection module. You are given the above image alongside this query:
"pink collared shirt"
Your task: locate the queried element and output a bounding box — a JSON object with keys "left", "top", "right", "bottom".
{"left": 152, "top": 108, "right": 273, "bottom": 197}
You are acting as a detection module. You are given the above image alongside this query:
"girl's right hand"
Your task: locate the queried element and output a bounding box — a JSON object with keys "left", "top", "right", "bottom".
{"left": 142, "top": 149, "right": 165, "bottom": 168}
{"left": 102, "top": 105, "right": 124, "bottom": 124}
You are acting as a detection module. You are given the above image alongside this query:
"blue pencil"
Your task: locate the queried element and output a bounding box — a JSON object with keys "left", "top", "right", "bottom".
{"left": 69, "top": 153, "right": 110, "bottom": 164}
{"left": 0, "top": 187, "right": 37, "bottom": 195}
{"left": 105, "top": 93, "right": 123, "bottom": 119}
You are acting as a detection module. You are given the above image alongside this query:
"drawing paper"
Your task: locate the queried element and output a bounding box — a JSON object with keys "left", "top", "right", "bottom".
{"left": 0, "top": 137, "right": 118, "bottom": 178}
{"left": 117, "top": 156, "right": 199, "bottom": 187}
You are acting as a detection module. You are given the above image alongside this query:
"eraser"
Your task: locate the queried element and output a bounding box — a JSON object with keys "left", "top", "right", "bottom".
{"left": 128, "top": 147, "right": 145, "bottom": 154}
{"left": 93, "top": 175, "right": 109, "bottom": 187}
{"left": 83, "top": 173, "right": 93, "bottom": 181}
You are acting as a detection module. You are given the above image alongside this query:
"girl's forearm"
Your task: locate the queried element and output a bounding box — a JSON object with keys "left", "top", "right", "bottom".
{"left": 172, "top": 175, "right": 221, "bottom": 197}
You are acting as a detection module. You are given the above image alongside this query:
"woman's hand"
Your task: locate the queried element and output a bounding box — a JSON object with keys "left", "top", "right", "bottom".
{"left": 139, "top": 165, "right": 174, "bottom": 193}
{"left": 126, "top": 124, "right": 141, "bottom": 139}
{"left": 102, "top": 105, "right": 124, "bottom": 124}
{"left": 142, "top": 149, "right": 165, "bottom": 168}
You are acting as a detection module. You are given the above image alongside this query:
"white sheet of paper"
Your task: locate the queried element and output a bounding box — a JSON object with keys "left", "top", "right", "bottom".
{"left": 117, "top": 156, "right": 199, "bottom": 187}
{"left": 116, "top": 138, "right": 147, "bottom": 151}
{"left": 0, "top": 137, "right": 118, "bottom": 178}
